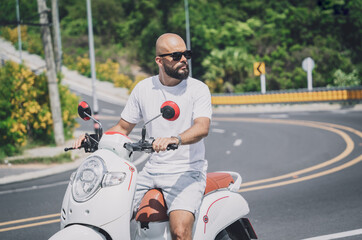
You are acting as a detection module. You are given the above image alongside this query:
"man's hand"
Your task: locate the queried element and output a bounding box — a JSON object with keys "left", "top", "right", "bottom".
{"left": 152, "top": 137, "right": 179, "bottom": 153}
{"left": 73, "top": 134, "right": 86, "bottom": 149}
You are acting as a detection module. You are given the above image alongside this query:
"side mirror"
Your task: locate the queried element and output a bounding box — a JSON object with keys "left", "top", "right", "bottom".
{"left": 140, "top": 101, "right": 180, "bottom": 143}
{"left": 161, "top": 101, "right": 180, "bottom": 121}
{"left": 78, "top": 101, "right": 92, "bottom": 121}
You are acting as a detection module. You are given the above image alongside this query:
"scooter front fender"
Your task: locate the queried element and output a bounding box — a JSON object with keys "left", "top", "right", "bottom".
{"left": 49, "top": 224, "right": 106, "bottom": 240}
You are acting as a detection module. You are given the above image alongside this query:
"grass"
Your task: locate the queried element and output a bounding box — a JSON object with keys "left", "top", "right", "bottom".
{"left": 2, "top": 152, "right": 73, "bottom": 165}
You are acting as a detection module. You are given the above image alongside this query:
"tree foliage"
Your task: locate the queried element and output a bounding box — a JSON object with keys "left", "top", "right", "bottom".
{"left": 0, "top": 0, "right": 360, "bottom": 93}
{"left": 0, "top": 62, "right": 79, "bottom": 158}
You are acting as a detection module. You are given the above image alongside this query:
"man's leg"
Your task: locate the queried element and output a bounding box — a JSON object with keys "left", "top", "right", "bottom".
{"left": 154, "top": 171, "right": 206, "bottom": 239}
{"left": 169, "top": 210, "right": 194, "bottom": 240}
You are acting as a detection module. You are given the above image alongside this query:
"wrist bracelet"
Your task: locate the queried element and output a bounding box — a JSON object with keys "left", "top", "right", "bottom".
{"left": 171, "top": 135, "right": 182, "bottom": 146}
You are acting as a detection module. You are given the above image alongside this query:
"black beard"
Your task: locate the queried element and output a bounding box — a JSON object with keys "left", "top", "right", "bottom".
{"left": 164, "top": 63, "right": 189, "bottom": 80}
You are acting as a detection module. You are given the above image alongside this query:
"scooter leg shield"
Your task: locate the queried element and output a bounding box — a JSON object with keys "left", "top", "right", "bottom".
{"left": 48, "top": 224, "right": 106, "bottom": 240}
{"left": 193, "top": 191, "right": 250, "bottom": 239}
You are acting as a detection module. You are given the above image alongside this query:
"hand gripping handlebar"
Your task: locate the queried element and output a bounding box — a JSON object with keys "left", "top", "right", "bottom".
{"left": 124, "top": 140, "right": 178, "bottom": 153}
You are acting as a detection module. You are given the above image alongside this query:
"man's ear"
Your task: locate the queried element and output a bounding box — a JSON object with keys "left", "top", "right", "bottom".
{"left": 155, "top": 56, "right": 163, "bottom": 67}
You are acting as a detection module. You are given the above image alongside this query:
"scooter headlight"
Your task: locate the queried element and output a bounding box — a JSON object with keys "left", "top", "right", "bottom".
{"left": 72, "top": 155, "right": 106, "bottom": 202}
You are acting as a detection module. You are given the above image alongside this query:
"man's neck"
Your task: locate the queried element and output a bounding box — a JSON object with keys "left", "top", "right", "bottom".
{"left": 159, "top": 73, "right": 182, "bottom": 87}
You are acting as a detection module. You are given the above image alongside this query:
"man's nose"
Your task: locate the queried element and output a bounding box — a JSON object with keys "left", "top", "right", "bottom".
{"left": 180, "top": 54, "right": 188, "bottom": 63}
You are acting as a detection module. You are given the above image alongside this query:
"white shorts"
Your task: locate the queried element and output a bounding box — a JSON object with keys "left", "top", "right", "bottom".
{"left": 133, "top": 169, "right": 206, "bottom": 215}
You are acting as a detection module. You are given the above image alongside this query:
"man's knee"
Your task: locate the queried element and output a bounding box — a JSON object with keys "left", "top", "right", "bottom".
{"left": 171, "top": 225, "right": 191, "bottom": 239}
{"left": 169, "top": 210, "right": 194, "bottom": 240}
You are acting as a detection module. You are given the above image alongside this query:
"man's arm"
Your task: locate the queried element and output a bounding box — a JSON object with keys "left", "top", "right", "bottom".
{"left": 178, "top": 117, "right": 210, "bottom": 145}
{"left": 107, "top": 118, "right": 136, "bottom": 136}
{"left": 152, "top": 117, "right": 210, "bottom": 152}
{"left": 73, "top": 118, "right": 136, "bottom": 148}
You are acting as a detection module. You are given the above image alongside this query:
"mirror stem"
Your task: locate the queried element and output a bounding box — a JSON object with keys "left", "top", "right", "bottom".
{"left": 141, "top": 113, "right": 161, "bottom": 143}
{"left": 141, "top": 126, "right": 146, "bottom": 143}
{"left": 84, "top": 112, "right": 103, "bottom": 140}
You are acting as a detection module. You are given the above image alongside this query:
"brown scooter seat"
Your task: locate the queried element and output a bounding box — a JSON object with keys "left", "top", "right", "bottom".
{"left": 135, "top": 172, "right": 234, "bottom": 222}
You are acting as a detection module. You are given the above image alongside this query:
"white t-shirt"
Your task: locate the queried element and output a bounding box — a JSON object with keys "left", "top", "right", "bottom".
{"left": 121, "top": 75, "right": 212, "bottom": 174}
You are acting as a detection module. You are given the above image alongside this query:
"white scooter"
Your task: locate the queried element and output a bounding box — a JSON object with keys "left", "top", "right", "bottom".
{"left": 49, "top": 101, "right": 257, "bottom": 240}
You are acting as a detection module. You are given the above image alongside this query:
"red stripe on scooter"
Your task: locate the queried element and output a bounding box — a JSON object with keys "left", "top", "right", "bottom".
{"left": 124, "top": 162, "right": 134, "bottom": 191}
{"left": 203, "top": 196, "right": 229, "bottom": 234}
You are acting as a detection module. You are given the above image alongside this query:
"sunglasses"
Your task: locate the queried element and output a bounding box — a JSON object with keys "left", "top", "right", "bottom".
{"left": 158, "top": 50, "right": 192, "bottom": 61}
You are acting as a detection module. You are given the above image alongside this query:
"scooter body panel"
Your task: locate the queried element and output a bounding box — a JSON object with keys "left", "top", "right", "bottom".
{"left": 60, "top": 149, "right": 138, "bottom": 239}
{"left": 193, "top": 190, "right": 250, "bottom": 239}
{"left": 101, "top": 212, "right": 132, "bottom": 240}
{"left": 130, "top": 190, "right": 250, "bottom": 240}
{"left": 132, "top": 220, "right": 171, "bottom": 240}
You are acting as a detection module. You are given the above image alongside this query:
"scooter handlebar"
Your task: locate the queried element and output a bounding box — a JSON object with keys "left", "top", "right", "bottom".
{"left": 124, "top": 141, "right": 178, "bottom": 153}
{"left": 64, "top": 134, "right": 99, "bottom": 153}
{"left": 167, "top": 144, "right": 178, "bottom": 150}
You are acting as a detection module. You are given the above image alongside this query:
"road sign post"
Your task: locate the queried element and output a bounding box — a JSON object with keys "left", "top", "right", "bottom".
{"left": 260, "top": 74, "right": 266, "bottom": 94}
{"left": 254, "top": 62, "right": 266, "bottom": 94}
{"left": 302, "top": 57, "right": 315, "bottom": 91}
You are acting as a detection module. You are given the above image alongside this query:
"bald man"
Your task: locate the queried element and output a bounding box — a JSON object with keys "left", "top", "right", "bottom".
{"left": 74, "top": 33, "right": 212, "bottom": 239}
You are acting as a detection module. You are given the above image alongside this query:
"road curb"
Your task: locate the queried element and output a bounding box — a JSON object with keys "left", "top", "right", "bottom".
{"left": 212, "top": 102, "right": 362, "bottom": 114}
{"left": 0, "top": 159, "right": 82, "bottom": 185}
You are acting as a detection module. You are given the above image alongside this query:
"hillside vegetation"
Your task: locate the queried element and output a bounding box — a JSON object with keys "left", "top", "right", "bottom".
{"left": 0, "top": 0, "right": 361, "bottom": 93}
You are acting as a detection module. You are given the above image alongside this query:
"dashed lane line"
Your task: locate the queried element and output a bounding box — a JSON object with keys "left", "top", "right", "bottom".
{"left": 233, "top": 139, "right": 242, "bottom": 146}
{"left": 301, "top": 228, "right": 362, "bottom": 240}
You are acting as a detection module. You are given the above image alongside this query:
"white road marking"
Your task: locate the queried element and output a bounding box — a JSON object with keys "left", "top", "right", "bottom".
{"left": 331, "top": 110, "right": 348, "bottom": 114}
{"left": 211, "top": 122, "right": 219, "bottom": 126}
{"left": 301, "top": 228, "right": 362, "bottom": 240}
{"left": 259, "top": 114, "right": 289, "bottom": 119}
{"left": 0, "top": 181, "right": 69, "bottom": 195}
{"left": 268, "top": 114, "right": 289, "bottom": 119}
{"left": 233, "top": 139, "right": 242, "bottom": 146}
{"left": 212, "top": 128, "right": 225, "bottom": 133}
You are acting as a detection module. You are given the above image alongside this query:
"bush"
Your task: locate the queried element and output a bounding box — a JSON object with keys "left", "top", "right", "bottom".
{"left": 128, "top": 75, "right": 147, "bottom": 94}
{"left": 0, "top": 61, "right": 79, "bottom": 158}
{"left": 0, "top": 26, "right": 43, "bottom": 56}
{"left": 330, "top": 69, "right": 361, "bottom": 87}
{"left": 65, "top": 54, "right": 133, "bottom": 89}
{"left": 97, "top": 59, "right": 133, "bottom": 89}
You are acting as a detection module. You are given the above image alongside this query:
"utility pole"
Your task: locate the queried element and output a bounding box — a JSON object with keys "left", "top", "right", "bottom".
{"left": 184, "top": 0, "right": 192, "bottom": 77}
{"left": 86, "top": 0, "right": 100, "bottom": 134}
{"left": 51, "top": 0, "right": 62, "bottom": 73}
{"left": 37, "top": 0, "right": 64, "bottom": 145}
{"left": 16, "top": 0, "right": 22, "bottom": 64}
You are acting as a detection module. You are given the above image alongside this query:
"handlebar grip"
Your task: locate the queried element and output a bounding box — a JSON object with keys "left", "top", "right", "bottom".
{"left": 167, "top": 144, "right": 178, "bottom": 150}
{"left": 64, "top": 145, "right": 82, "bottom": 152}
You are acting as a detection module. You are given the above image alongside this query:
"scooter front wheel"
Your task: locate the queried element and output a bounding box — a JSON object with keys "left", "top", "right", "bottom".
{"left": 215, "top": 218, "right": 257, "bottom": 240}
{"left": 215, "top": 229, "right": 232, "bottom": 240}
{"left": 49, "top": 224, "right": 106, "bottom": 240}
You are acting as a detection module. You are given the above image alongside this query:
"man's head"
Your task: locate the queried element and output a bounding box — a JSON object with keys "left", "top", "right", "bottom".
{"left": 155, "top": 33, "right": 191, "bottom": 82}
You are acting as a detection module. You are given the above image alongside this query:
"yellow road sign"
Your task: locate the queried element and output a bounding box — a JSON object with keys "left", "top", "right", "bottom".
{"left": 254, "top": 62, "right": 265, "bottom": 76}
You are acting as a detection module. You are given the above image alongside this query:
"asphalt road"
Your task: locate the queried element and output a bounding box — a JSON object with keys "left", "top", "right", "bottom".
{"left": 0, "top": 96, "right": 361, "bottom": 239}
